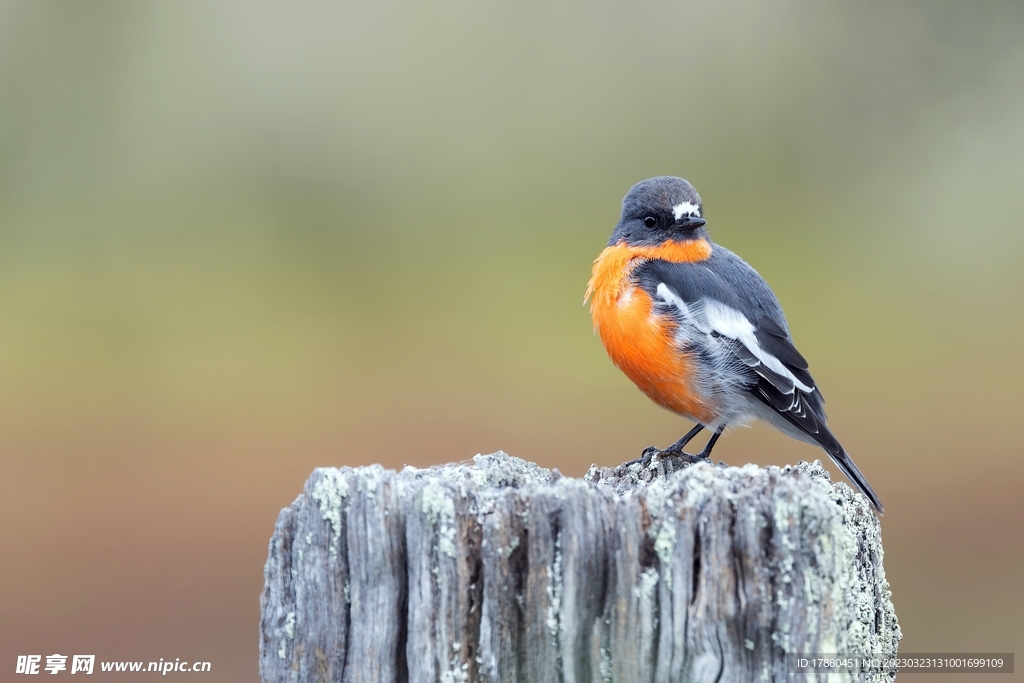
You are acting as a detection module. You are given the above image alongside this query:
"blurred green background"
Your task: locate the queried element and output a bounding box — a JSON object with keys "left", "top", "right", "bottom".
{"left": 1, "top": 1, "right": 1022, "bottom": 680}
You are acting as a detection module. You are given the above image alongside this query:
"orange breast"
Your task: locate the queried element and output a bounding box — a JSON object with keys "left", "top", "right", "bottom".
{"left": 585, "top": 240, "right": 716, "bottom": 423}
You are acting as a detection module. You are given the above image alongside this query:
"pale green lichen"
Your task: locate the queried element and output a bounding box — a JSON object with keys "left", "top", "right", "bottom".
{"left": 828, "top": 474, "right": 902, "bottom": 682}
{"left": 546, "top": 533, "right": 563, "bottom": 637}
{"left": 274, "top": 612, "right": 296, "bottom": 660}
{"left": 310, "top": 469, "right": 350, "bottom": 564}
{"left": 642, "top": 477, "right": 679, "bottom": 591}
{"left": 284, "top": 611, "right": 295, "bottom": 639}
{"left": 633, "top": 567, "right": 660, "bottom": 600}
{"left": 468, "top": 465, "right": 489, "bottom": 489}
{"left": 758, "top": 460, "right": 902, "bottom": 681}
{"left": 440, "top": 660, "right": 469, "bottom": 683}
{"left": 599, "top": 647, "right": 613, "bottom": 682}
{"left": 470, "top": 451, "right": 552, "bottom": 488}
{"left": 653, "top": 522, "right": 676, "bottom": 591}
{"left": 681, "top": 466, "right": 713, "bottom": 509}
{"left": 422, "top": 481, "right": 457, "bottom": 558}
{"left": 643, "top": 477, "right": 672, "bottom": 514}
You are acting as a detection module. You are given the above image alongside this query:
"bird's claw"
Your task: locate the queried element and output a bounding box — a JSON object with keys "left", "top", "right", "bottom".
{"left": 643, "top": 446, "right": 711, "bottom": 466}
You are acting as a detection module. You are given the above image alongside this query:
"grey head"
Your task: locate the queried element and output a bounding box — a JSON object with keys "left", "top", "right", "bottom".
{"left": 608, "top": 176, "right": 708, "bottom": 247}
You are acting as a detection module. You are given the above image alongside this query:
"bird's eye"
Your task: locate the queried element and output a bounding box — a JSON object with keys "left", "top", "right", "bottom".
{"left": 643, "top": 216, "right": 657, "bottom": 228}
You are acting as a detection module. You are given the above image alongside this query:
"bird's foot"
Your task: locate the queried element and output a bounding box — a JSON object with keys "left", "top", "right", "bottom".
{"left": 637, "top": 445, "right": 711, "bottom": 470}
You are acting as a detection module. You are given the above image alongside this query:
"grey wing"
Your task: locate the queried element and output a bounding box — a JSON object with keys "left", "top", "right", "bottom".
{"left": 704, "top": 245, "right": 791, "bottom": 335}
{"left": 637, "top": 251, "right": 885, "bottom": 513}
{"left": 701, "top": 246, "right": 823, "bottom": 401}
{"left": 637, "top": 255, "right": 830, "bottom": 433}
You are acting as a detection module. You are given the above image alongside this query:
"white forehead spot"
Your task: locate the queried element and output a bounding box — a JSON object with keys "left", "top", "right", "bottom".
{"left": 672, "top": 202, "right": 701, "bottom": 220}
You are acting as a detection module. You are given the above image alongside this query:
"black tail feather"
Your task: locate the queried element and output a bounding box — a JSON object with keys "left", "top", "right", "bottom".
{"left": 752, "top": 384, "right": 884, "bottom": 513}
{"left": 826, "top": 447, "right": 884, "bottom": 514}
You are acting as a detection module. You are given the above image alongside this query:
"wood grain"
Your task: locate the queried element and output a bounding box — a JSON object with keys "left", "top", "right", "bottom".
{"left": 260, "top": 453, "right": 900, "bottom": 682}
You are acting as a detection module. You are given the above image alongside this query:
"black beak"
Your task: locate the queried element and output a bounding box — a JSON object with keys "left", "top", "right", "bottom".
{"left": 676, "top": 216, "right": 706, "bottom": 230}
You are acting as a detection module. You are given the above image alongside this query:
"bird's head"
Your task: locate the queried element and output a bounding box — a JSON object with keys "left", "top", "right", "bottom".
{"left": 608, "top": 176, "right": 707, "bottom": 247}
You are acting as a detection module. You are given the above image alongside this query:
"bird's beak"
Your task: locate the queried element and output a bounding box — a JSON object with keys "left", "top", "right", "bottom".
{"left": 675, "top": 216, "right": 706, "bottom": 230}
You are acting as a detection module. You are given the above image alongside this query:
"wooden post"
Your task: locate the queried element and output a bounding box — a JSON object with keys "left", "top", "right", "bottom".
{"left": 260, "top": 453, "right": 900, "bottom": 682}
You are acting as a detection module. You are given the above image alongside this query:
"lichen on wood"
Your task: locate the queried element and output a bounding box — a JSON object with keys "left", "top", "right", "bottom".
{"left": 260, "top": 453, "right": 900, "bottom": 682}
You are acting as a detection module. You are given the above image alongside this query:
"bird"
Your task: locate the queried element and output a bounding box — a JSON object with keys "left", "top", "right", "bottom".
{"left": 585, "top": 176, "right": 883, "bottom": 513}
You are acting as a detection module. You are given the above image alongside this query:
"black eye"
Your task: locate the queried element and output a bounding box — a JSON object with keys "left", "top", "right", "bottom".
{"left": 643, "top": 216, "right": 657, "bottom": 228}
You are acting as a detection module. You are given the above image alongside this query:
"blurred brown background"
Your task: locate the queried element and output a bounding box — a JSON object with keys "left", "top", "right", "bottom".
{"left": 1, "top": 1, "right": 1022, "bottom": 681}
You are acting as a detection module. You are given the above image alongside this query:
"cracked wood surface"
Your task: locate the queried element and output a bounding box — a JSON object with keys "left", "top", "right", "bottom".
{"left": 260, "top": 453, "right": 900, "bottom": 683}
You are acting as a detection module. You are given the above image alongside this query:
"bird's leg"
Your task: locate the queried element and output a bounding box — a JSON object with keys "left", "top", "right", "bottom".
{"left": 691, "top": 424, "right": 725, "bottom": 461}
{"left": 640, "top": 423, "right": 726, "bottom": 467}
{"left": 638, "top": 423, "right": 706, "bottom": 465}
{"left": 662, "top": 423, "right": 706, "bottom": 455}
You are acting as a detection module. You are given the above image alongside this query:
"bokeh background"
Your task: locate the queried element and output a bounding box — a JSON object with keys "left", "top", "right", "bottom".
{"left": 1, "top": 1, "right": 1022, "bottom": 681}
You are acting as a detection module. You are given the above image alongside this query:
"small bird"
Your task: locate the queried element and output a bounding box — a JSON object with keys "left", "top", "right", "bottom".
{"left": 586, "top": 176, "right": 883, "bottom": 513}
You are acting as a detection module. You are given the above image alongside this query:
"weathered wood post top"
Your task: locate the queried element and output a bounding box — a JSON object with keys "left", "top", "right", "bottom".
{"left": 261, "top": 452, "right": 900, "bottom": 682}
